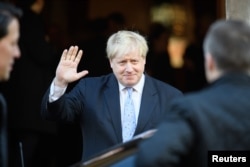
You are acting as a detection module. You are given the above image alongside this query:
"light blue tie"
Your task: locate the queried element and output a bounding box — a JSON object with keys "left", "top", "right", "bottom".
{"left": 122, "top": 87, "right": 137, "bottom": 142}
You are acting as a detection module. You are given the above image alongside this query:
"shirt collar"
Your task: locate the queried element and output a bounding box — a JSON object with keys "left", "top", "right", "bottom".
{"left": 119, "top": 74, "right": 145, "bottom": 94}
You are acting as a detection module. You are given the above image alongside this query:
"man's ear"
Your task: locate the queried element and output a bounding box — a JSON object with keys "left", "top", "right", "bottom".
{"left": 205, "top": 52, "right": 220, "bottom": 83}
{"left": 109, "top": 59, "right": 113, "bottom": 68}
{"left": 205, "top": 53, "right": 215, "bottom": 71}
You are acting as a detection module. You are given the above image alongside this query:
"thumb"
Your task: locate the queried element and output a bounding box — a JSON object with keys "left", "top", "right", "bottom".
{"left": 76, "top": 70, "right": 89, "bottom": 79}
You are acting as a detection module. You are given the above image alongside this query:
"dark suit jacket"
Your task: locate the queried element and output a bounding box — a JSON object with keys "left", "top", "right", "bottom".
{"left": 136, "top": 72, "right": 250, "bottom": 167}
{"left": 41, "top": 73, "right": 182, "bottom": 161}
{"left": 0, "top": 93, "right": 7, "bottom": 167}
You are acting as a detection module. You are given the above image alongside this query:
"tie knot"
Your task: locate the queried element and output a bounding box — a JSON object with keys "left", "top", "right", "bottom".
{"left": 126, "top": 87, "right": 133, "bottom": 96}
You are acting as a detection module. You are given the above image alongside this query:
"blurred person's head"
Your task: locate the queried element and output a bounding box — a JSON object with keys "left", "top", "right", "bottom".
{"left": 0, "top": 2, "right": 22, "bottom": 81}
{"left": 106, "top": 12, "right": 126, "bottom": 35}
{"left": 148, "top": 22, "right": 170, "bottom": 53}
{"left": 203, "top": 19, "right": 250, "bottom": 83}
{"left": 107, "top": 30, "right": 148, "bottom": 87}
{"left": 17, "top": 0, "right": 44, "bottom": 14}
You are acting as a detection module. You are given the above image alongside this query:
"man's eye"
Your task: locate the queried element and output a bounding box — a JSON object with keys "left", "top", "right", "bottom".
{"left": 119, "top": 61, "right": 126, "bottom": 65}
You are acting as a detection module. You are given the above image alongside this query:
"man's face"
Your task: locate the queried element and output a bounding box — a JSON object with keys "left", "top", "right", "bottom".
{"left": 109, "top": 49, "right": 146, "bottom": 87}
{"left": 0, "top": 18, "right": 21, "bottom": 81}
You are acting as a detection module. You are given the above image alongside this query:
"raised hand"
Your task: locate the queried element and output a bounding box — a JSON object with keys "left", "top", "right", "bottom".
{"left": 54, "top": 46, "right": 89, "bottom": 87}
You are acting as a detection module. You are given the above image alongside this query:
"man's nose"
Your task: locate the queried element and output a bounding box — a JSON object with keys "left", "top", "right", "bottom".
{"left": 125, "top": 63, "right": 133, "bottom": 71}
{"left": 14, "top": 46, "right": 21, "bottom": 59}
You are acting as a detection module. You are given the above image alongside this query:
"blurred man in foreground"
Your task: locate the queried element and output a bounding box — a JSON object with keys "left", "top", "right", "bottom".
{"left": 135, "top": 19, "right": 250, "bottom": 167}
{"left": 0, "top": 2, "right": 22, "bottom": 167}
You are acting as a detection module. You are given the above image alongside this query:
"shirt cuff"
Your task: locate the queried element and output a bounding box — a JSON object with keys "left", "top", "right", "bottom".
{"left": 49, "top": 80, "right": 67, "bottom": 102}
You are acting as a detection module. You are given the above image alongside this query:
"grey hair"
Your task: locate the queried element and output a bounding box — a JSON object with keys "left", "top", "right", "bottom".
{"left": 203, "top": 19, "right": 250, "bottom": 73}
{"left": 106, "top": 30, "right": 148, "bottom": 60}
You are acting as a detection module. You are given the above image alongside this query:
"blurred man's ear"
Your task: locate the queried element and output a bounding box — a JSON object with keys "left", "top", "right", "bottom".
{"left": 205, "top": 53, "right": 215, "bottom": 72}
{"left": 204, "top": 53, "right": 214, "bottom": 83}
{"left": 205, "top": 53, "right": 222, "bottom": 83}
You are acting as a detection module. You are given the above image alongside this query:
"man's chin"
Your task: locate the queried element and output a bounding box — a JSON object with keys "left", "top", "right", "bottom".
{"left": 123, "top": 81, "right": 137, "bottom": 87}
{"left": 0, "top": 73, "right": 10, "bottom": 82}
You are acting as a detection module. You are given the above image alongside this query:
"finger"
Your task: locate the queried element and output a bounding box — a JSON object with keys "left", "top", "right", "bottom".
{"left": 77, "top": 70, "right": 89, "bottom": 79}
{"left": 71, "top": 46, "right": 79, "bottom": 60}
{"left": 61, "top": 49, "right": 68, "bottom": 61}
{"left": 67, "top": 46, "right": 75, "bottom": 60}
{"left": 74, "top": 49, "right": 83, "bottom": 63}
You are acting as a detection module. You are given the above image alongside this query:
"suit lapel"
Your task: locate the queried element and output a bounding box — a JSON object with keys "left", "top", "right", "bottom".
{"left": 135, "top": 76, "right": 157, "bottom": 134}
{"left": 104, "top": 75, "right": 123, "bottom": 142}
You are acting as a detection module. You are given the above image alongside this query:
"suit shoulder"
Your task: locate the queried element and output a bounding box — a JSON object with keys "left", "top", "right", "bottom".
{"left": 170, "top": 89, "right": 208, "bottom": 109}
{"left": 147, "top": 76, "right": 183, "bottom": 95}
{"left": 79, "top": 73, "right": 113, "bottom": 81}
{"left": 77, "top": 73, "right": 116, "bottom": 87}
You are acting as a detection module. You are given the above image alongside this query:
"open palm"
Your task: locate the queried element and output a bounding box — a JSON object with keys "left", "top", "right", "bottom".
{"left": 55, "top": 46, "right": 88, "bottom": 87}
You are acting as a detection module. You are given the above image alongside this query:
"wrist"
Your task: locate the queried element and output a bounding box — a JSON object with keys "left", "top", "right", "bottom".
{"left": 54, "top": 77, "right": 68, "bottom": 88}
